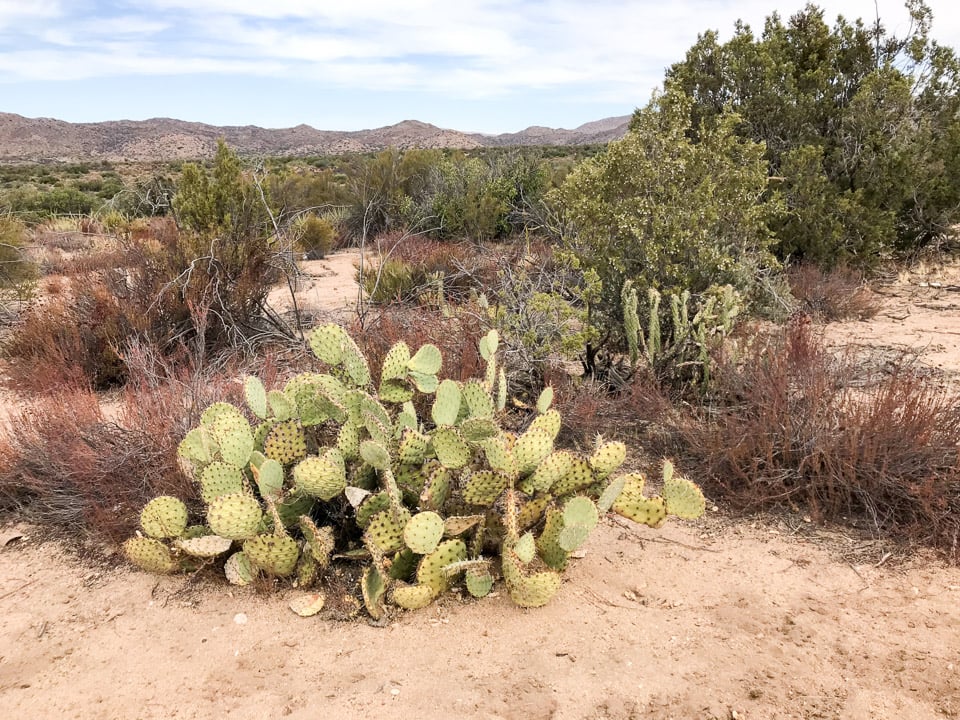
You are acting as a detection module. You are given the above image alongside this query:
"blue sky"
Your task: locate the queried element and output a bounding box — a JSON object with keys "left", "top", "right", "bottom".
{"left": 1, "top": 1, "right": 957, "bottom": 134}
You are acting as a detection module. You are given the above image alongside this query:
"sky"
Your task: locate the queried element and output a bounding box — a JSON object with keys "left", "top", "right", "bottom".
{"left": 0, "top": 1, "right": 958, "bottom": 134}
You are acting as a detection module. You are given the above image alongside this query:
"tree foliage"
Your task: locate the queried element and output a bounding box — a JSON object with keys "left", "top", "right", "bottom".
{"left": 666, "top": 0, "right": 960, "bottom": 265}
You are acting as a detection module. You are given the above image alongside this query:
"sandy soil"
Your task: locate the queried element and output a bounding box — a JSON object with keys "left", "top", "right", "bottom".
{"left": 2, "top": 253, "right": 960, "bottom": 719}
{"left": 264, "top": 251, "right": 367, "bottom": 319}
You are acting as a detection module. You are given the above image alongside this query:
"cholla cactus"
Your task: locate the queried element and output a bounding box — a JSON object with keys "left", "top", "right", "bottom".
{"left": 124, "top": 323, "right": 706, "bottom": 616}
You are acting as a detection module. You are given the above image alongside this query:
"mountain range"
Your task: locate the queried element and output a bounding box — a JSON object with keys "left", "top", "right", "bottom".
{"left": 0, "top": 113, "right": 632, "bottom": 163}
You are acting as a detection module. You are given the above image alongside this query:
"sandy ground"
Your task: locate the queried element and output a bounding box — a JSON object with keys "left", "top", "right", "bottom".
{"left": 2, "top": 252, "right": 960, "bottom": 718}
{"left": 264, "top": 251, "right": 367, "bottom": 319}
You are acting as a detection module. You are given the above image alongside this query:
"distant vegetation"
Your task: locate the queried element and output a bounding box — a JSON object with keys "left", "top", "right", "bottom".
{"left": 1, "top": 1, "right": 959, "bottom": 563}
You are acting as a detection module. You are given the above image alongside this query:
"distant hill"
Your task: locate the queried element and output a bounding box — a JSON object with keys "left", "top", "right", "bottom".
{"left": 0, "top": 113, "right": 632, "bottom": 163}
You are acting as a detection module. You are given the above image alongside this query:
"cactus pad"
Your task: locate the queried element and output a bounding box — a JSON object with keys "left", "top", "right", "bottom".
{"left": 124, "top": 537, "right": 178, "bottom": 574}
{"left": 402, "top": 512, "right": 444, "bottom": 555}
{"left": 398, "top": 428, "right": 429, "bottom": 465}
{"left": 590, "top": 440, "right": 627, "bottom": 478}
{"left": 535, "top": 386, "right": 554, "bottom": 413}
{"left": 340, "top": 335, "right": 371, "bottom": 387}
{"left": 480, "top": 435, "right": 517, "bottom": 478}
{"left": 478, "top": 329, "right": 499, "bottom": 361}
{"left": 381, "top": 341, "right": 412, "bottom": 381}
{"left": 263, "top": 420, "right": 308, "bottom": 465}
{"left": 408, "top": 343, "right": 442, "bottom": 375}
{"left": 597, "top": 474, "right": 628, "bottom": 513}
{"left": 459, "top": 417, "right": 499, "bottom": 442}
{"left": 366, "top": 508, "right": 411, "bottom": 553}
{"left": 293, "top": 451, "right": 347, "bottom": 500}
{"left": 419, "top": 465, "right": 452, "bottom": 511}
{"left": 432, "top": 428, "right": 470, "bottom": 469}
{"left": 356, "top": 492, "right": 392, "bottom": 529}
{"left": 336, "top": 422, "right": 361, "bottom": 460}
{"left": 557, "top": 524, "right": 591, "bottom": 553}
{"left": 536, "top": 508, "right": 569, "bottom": 570}
{"left": 199, "top": 462, "right": 245, "bottom": 503}
{"left": 514, "top": 532, "right": 536, "bottom": 564}
{"left": 517, "top": 493, "right": 552, "bottom": 531}
{"left": 417, "top": 539, "right": 467, "bottom": 594}
{"left": 361, "top": 564, "right": 387, "bottom": 620}
{"left": 502, "top": 548, "right": 562, "bottom": 608}
{"left": 461, "top": 380, "right": 494, "bottom": 419}
{"left": 140, "top": 496, "right": 188, "bottom": 539}
{"left": 266, "top": 390, "right": 295, "bottom": 421}
{"left": 178, "top": 427, "right": 217, "bottom": 468}
{"left": 551, "top": 456, "right": 596, "bottom": 496}
{"left": 296, "top": 552, "right": 319, "bottom": 588}
{"left": 465, "top": 567, "right": 494, "bottom": 598}
{"left": 206, "top": 493, "right": 263, "bottom": 540}
{"left": 528, "top": 450, "right": 575, "bottom": 494}
{"left": 201, "top": 402, "right": 246, "bottom": 428}
{"left": 409, "top": 370, "right": 439, "bottom": 393}
{"left": 379, "top": 379, "right": 414, "bottom": 403}
{"left": 177, "top": 534, "right": 234, "bottom": 558}
{"left": 224, "top": 551, "right": 255, "bottom": 586}
{"left": 613, "top": 493, "right": 667, "bottom": 528}
{"left": 514, "top": 428, "right": 554, "bottom": 476}
{"left": 529, "top": 409, "right": 562, "bottom": 441}
{"left": 359, "top": 440, "right": 391, "bottom": 471}
{"left": 663, "top": 463, "right": 706, "bottom": 519}
{"left": 243, "top": 534, "right": 300, "bottom": 576}
{"left": 563, "top": 496, "right": 599, "bottom": 530}
{"left": 431, "top": 379, "right": 462, "bottom": 426}
{"left": 243, "top": 376, "right": 268, "bottom": 419}
{"left": 308, "top": 323, "right": 346, "bottom": 365}
{"left": 391, "top": 582, "right": 437, "bottom": 610}
{"left": 300, "top": 516, "right": 335, "bottom": 566}
{"left": 462, "top": 471, "right": 509, "bottom": 506}
{"left": 443, "top": 514, "right": 484, "bottom": 537}
{"left": 273, "top": 493, "right": 315, "bottom": 529}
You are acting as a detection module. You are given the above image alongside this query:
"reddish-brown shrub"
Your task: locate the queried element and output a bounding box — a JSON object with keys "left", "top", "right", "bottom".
{"left": 685, "top": 317, "right": 960, "bottom": 557}
{"left": 787, "top": 263, "right": 881, "bottom": 321}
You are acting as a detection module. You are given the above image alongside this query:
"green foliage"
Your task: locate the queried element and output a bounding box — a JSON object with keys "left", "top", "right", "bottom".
{"left": 556, "top": 88, "right": 781, "bottom": 347}
{"left": 125, "top": 323, "right": 705, "bottom": 617}
{"left": 666, "top": 0, "right": 960, "bottom": 263}
{"left": 0, "top": 215, "right": 38, "bottom": 300}
{"left": 294, "top": 214, "right": 336, "bottom": 260}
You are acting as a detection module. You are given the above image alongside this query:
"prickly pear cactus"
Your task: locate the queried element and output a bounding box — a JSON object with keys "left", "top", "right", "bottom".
{"left": 123, "top": 323, "right": 707, "bottom": 620}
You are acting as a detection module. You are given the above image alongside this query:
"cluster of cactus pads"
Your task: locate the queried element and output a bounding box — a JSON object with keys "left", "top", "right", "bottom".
{"left": 124, "top": 323, "right": 705, "bottom": 617}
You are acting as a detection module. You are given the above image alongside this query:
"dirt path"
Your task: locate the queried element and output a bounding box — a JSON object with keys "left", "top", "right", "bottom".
{"left": 1, "top": 518, "right": 958, "bottom": 720}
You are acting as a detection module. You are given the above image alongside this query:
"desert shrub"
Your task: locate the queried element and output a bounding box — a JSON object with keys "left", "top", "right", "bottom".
{"left": 294, "top": 214, "right": 336, "bottom": 260}
{"left": 0, "top": 215, "right": 38, "bottom": 302}
{"left": 787, "top": 263, "right": 881, "bottom": 321}
{"left": 116, "top": 322, "right": 705, "bottom": 618}
{"left": 685, "top": 317, "right": 960, "bottom": 556}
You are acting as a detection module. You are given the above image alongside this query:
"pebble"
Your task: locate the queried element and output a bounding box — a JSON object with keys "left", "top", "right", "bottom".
{"left": 234, "top": 613, "right": 248, "bottom": 625}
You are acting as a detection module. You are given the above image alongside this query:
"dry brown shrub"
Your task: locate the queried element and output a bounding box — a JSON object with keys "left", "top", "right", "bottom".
{"left": 787, "top": 263, "right": 881, "bottom": 321}
{"left": 685, "top": 316, "right": 960, "bottom": 557}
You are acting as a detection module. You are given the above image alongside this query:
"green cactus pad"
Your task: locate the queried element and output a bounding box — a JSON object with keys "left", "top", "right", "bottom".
{"left": 379, "top": 379, "right": 414, "bottom": 403}
{"left": 293, "top": 451, "right": 346, "bottom": 500}
{"left": 432, "top": 428, "right": 470, "bottom": 469}
{"left": 462, "top": 470, "right": 509, "bottom": 506}
{"left": 443, "top": 514, "right": 484, "bottom": 537}
{"left": 296, "top": 553, "right": 319, "bottom": 589}
{"left": 201, "top": 402, "right": 246, "bottom": 428}
{"left": 356, "top": 492, "right": 392, "bottom": 529}
{"left": 308, "top": 323, "right": 346, "bottom": 365}
{"left": 478, "top": 330, "right": 499, "bottom": 361}
{"left": 251, "top": 421, "right": 275, "bottom": 452}
{"left": 514, "top": 428, "right": 554, "bottom": 476}
{"left": 397, "top": 428, "right": 429, "bottom": 465}
{"left": 613, "top": 494, "right": 667, "bottom": 528}
{"left": 391, "top": 582, "right": 437, "bottom": 610}
{"left": 663, "top": 472, "right": 706, "bottom": 519}
{"left": 182, "top": 525, "right": 212, "bottom": 539}
{"left": 465, "top": 567, "right": 494, "bottom": 598}
{"left": 597, "top": 474, "right": 628, "bottom": 513}
{"left": 140, "top": 496, "right": 188, "bottom": 539}
{"left": 273, "top": 493, "right": 315, "bottom": 529}
{"left": 124, "top": 537, "right": 178, "bottom": 574}
{"left": 480, "top": 435, "right": 517, "bottom": 478}
{"left": 551, "top": 456, "right": 596, "bottom": 496}
{"left": 528, "top": 408, "right": 562, "bottom": 441}
{"left": 243, "top": 376, "right": 268, "bottom": 419}
{"left": 200, "top": 461, "right": 243, "bottom": 503}
{"left": 243, "top": 534, "right": 300, "bottom": 576}
{"left": 431, "top": 379, "right": 462, "bottom": 426}
{"left": 336, "top": 422, "right": 361, "bottom": 460}
{"left": 496, "top": 367, "right": 507, "bottom": 411}
{"left": 563, "top": 496, "right": 599, "bottom": 530}
{"left": 381, "top": 341, "right": 412, "bottom": 381}
{"left": 340, "top": 335, "right": 371, "bottom": 387}
{"left": 206, "top": 493, "right": 263, "bottom": 540}
{"left": 419, "top": 465, "right": 452, "bottom": 511}
{"left": 177, "top": 534, "right": 234, "bottom": 558}
{"left": 502, "top": 548, "right": 562, "bottom": 607}
{"left": 590, "top": 440, "right": 627, "bottom": 478}
{"left": 557, "top": 524, "right": 591, "bottom": 553}
{"left": 536, "top": 508, "right": 569, "bottom": 570}
{"left": 359, "top": 440, "right": 391, "bottom": 471}
{"left": 224, "top": 551, "right": 255, "bottom": 586}
{"left": 289, "top": 591, "right": 325, "bottom": 616}
{"left": 388, "top": 548, "right": 419, "bottom": 581}
{"left": 299, "top": 516, "right": 335, "bottom": 566}
{"left": 402, "top": 512, "right": 444, "bottom": 555}
{"left": 366, "top": 508, "right": 411, "bottom": 553}
{"left": 362, "top": 564, "right": 387, "bottom": 620}
{"left": 178, "top": 427, "right": 217, "bottom": 468}
{"left": 408, "top": 343, "right": 442, "bottom": 375}
{"left": 536, "top": 386, "right": 554, "bottom": 413}
{"left": 263, "top": 420, "right": 308, "bottom": 465}
{"left": 514, "top": 532, "right": 536, "bottom": 563}
{"left": 409, "top": 370, "right": 439, "bottom": 393}
{"left": 265, "top": 390, "right": 294, "bottom": 421}
{"left": 212, "top": 414, "right": 254, "bottom": 468}
{"left": 461, "top": 380, "right": 494, "bottom": 419}
{"left": 459, "top": 417, "right": 499, "bottom": 442}
{"left": 517, "top": 494, "right": 552, "bottom": 531}
{"left": 528, "top": 450, "right": 575, "bottom": 494}
{"left": 416, "top": 539, "right": 467, "bottom": 594}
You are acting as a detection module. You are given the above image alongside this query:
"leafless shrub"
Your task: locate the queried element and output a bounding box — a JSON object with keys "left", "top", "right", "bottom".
{"left": 787, "top": 263, "right": 881, "bottom": 321}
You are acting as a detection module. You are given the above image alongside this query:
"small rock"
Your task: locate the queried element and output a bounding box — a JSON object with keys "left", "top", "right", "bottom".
{"left": 234, "top": 613, "right": 248, "bottom": 625}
